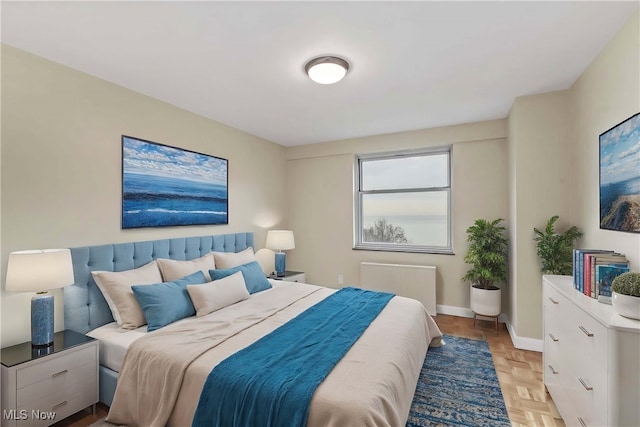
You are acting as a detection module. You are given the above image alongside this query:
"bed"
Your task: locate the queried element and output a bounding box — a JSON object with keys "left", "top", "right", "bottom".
{"left": 64, "top": 232, "right": 443, "bottom": 427}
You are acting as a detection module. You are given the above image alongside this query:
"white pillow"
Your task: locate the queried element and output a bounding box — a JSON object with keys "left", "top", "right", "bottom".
{"left": 213, "top": 247, "right": 256, "bottom": 269}
{"left": 186, "top": 271, "right": 250, "bottom": 317}
{"left": 92, "top": 261, "right": 163, "bottom": 329}
{"left": 157, "top": 253, "right": 216, "bottom": 282}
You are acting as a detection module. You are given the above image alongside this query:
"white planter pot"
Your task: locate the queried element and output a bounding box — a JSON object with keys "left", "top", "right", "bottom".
{"left": 612, "top": 292, "right": 640, "bottom": 320}
{"left": 470, "top": 285, "right": 501, "bottom": 317}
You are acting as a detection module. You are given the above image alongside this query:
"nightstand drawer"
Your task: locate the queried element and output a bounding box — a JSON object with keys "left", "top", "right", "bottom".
{"left": 17, "top": 361, "right": 97, "bottom": 406}
{"left": 17, "top": 387, "right": 97, "bottom": 427}
{"left": 283, "top": 273, "right": 305, "bottom": 283}
{"left": 16, "top": 346, "right": 95, "bottom": 389}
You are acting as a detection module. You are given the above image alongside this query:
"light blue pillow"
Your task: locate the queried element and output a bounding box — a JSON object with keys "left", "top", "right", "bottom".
{"left": 209, "top": 261, "right": 272, "bottom": 294}
{"left": 132, "top": 271, "right": 207, "bottom": 332}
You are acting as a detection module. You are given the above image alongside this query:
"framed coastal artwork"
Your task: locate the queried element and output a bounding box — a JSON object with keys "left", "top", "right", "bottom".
{"left": 121, "top": 135, "right": 228, "bottom": 229}
{"left": 599, "top": 112, "right": 640, "bottom": 233}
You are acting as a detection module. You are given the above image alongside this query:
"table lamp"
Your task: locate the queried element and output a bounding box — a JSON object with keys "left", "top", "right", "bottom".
{"left": 5, "top": 249, "right": 74, "bottom": 347}
{"left": 265, "top": 230, "right": 295, "bottom": 277}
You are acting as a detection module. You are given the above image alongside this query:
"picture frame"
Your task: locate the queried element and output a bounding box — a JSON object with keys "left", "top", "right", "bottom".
{"left": 121, "top": 135, "right": 228, "bottom": 229}
{"left": 599, "top": 112, "right": 640, "bottom": 233}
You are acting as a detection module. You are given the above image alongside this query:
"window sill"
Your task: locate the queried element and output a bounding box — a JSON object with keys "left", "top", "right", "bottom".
{"left": 353, "top": 244, "right": 454, "bottom": 255}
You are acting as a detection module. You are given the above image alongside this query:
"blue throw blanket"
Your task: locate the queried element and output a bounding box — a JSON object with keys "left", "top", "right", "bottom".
{"left": 192, "top": 287, "right": 394, "bottom": 427}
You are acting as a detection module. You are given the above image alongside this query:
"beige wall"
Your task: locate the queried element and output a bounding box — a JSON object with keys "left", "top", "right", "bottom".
{"left": 0, "top": 46, "right": 287, "bottom": 347}
{"left": 508, "top": 91, "right": 573, "bottom": 340}
{"left": 570, "top": 11, "right": 640, "bottom": 271}
{"left": 285, "top": 121, "right": 510, "bottom": 315}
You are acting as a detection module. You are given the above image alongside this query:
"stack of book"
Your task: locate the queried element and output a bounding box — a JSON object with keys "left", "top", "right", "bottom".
{"left": 573, "top": 249, "right": 629, "bottom": 303}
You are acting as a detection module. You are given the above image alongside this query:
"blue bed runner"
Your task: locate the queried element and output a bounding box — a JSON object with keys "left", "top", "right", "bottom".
{"left": 192, "top": 286, "right": 394, "bottom": 427}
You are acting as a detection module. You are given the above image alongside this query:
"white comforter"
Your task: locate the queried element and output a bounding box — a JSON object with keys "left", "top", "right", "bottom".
{"left": 106, "top": 282, "right": 443, "bottom": 427}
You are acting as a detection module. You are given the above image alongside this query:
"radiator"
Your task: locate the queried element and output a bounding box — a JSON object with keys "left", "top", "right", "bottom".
{"left": 360, "top": 262, "right": 437, "bottom": 314}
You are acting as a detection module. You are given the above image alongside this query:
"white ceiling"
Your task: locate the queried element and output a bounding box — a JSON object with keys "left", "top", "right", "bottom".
{"left": 2, "top": 1, "right": 638, "bottom": 146}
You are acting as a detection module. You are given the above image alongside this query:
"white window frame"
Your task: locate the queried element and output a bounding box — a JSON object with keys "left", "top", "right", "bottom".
{"left": 354, "top": 147, "right": 453, "bottom": 254}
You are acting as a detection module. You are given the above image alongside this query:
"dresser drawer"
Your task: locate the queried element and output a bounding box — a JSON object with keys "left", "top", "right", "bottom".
{"left": 543, "top": 284, "right": 564, "bottom": 314}
{"left": 564, "top": 304, "right": 608, "bottom": 392}
{"left": 17, "top": 361, "right": 97, "bottom": 406}
{"left": 16, "top": 346, "right": 96, "bottom": 389}
{"left": 564, "top": 368, "right": 608, "bottom": 427}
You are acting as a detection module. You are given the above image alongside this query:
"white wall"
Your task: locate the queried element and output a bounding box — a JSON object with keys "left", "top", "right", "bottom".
{"left": 1, "top": 45, "right": 287, "bottom": 347}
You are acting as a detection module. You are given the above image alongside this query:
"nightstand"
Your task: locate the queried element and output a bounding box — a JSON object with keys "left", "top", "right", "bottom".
{"left": 269, "top": 271, "right": 306, "bottom": 283}
{"left": 1, "top": 330, "right": 99, "bottom": 427}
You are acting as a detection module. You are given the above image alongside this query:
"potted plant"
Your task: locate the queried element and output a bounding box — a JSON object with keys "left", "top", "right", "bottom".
{"left": 533, "top": 215, "right": 582, "bottom": 275}
{"left": 462, "top": 218, "right": 508, "bottom": 317}
{"left": 611, "top": 272, "right": 640, "bottom": 320}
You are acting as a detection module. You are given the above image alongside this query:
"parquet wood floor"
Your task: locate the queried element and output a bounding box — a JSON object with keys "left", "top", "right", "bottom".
{"left": 434, "top": 314, "right": 565, "bottom": 427}
{"left": 52, "top": 314, "right": 565, "bottom": 427}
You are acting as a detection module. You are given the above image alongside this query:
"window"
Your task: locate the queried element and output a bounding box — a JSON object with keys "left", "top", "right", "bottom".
{"left": 355, "top": 147, "right": 452, "bottom": 254}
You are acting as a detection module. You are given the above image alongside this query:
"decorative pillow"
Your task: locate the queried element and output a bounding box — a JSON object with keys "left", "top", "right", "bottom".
{"left": 209, "top": 261, "right": 272, "bottom": 294}
{"left": 212, "top": 247, "right": 257, "bottom": 269}
{"left": 91, "top": 261, "right": 163, "bottom": 329}
{"left": 132, "top": 271, "right": 207, "bottom": 332}
{"left": 186, "top": 271, "right": 250, "bottom": 317}
{"left": 157, "top": 253, "right": 216, "bottom": 282}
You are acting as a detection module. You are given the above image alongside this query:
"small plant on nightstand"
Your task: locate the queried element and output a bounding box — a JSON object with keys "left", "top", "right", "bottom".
{"left": 611, "top": 272, "right": 640, "bottom": 320}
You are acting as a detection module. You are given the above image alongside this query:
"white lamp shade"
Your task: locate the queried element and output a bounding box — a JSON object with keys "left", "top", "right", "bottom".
{"left": 5, "top": 249, "right": 74, "bottom": 292}
{"left": 265, "top": 230, "right": 295, "bottom": 251}
{"left": 255, "top": 248, "right": 276, "bottom": 275}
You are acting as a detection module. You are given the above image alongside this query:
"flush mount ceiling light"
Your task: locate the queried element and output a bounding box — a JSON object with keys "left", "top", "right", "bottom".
{"left": 304, "top": 56, "right": 350, "bottom": 85}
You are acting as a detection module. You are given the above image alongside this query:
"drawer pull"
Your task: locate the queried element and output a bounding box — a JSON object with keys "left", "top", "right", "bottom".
{"left": 548, "top": 297, "right": 559, "bottom": 304}
{"left": 579, "top": 378, "right": 593, "bottom": 391}
{"left": 548, "top": 365, "right": 559, "bottom": 375}
{"left": 52, "top": 369, "right": 68, "bottom": 377}
{"left": 578, "top": 417, "right": 587, "bottom": 427}
{"left": 578, "top": 326, "right": 594, "bottom": 337}
{"left": 52, "top": 400, "right": 68, "bottom": 410}
{"left": 548, "top": 333, "right": 559, "bottom": 342}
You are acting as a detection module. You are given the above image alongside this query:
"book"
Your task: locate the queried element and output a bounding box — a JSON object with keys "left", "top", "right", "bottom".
{"left": 589, "top": 253, "right": 628, "bottom": 298}
{"left": 573, "top": 249, "right": 615, "bottom": 293}
{"left": 595, "top": 264, "right": 630, "bottom": 299}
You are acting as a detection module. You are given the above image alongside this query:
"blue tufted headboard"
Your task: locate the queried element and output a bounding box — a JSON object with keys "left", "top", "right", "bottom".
{"left": 64, "top": 233, "right": 254, "bottom": 335}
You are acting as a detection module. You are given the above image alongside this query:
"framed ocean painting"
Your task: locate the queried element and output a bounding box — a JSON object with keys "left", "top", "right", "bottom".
{"left": 121, "top": 136, "right": 228, "bottom": 228}
{"left": 599, "top": 112, "right": 640, "bottom": 233}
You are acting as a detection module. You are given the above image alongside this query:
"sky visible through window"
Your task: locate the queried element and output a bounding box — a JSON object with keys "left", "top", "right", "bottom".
{"left": 360, "top": 153, "right": 449, "bottom": 247}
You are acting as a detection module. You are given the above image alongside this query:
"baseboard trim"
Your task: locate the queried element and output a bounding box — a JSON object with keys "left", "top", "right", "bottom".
{"left": 436, "top": 304, "right": 474, "bottom": 318}
{"left": 436, "top": 305, "right": 543, "bottom": 352}
{"left": 505, "top": 319, "right": 543, "bottom": 352}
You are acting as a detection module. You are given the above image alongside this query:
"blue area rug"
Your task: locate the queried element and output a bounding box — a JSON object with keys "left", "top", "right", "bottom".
{"left": 407, "top": 335, "right": 511, "bottom": 427}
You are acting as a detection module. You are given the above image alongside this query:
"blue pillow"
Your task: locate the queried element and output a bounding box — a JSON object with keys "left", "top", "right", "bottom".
{"left": 132, "top": 271, "right": 207, "bottom": 332}
{"left": 209, "top": 261, "right": 272, "bottom": 294}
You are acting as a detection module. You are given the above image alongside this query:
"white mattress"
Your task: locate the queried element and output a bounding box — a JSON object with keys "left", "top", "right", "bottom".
{"left": 86, "top": 279, "right": 287, "bottom": 372}
{"left": 87, "top": 322, "right": 147, "bottom": 372}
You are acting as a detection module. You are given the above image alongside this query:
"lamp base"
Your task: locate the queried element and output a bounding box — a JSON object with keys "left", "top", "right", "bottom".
{"left": 31, "top": 292, "right": 54, "bottom": 347}
{"left": 275, "top": 252, "right": 286, "bottom": 277}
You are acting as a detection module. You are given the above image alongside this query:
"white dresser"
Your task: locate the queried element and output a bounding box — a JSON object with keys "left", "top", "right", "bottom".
{"left": 543, "top": 275, "right": 640, "bottom": 427}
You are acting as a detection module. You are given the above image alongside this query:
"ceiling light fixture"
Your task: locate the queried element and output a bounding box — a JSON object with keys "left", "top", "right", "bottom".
{"left": 305, "top": 56, "right": 350, "bottom": 85}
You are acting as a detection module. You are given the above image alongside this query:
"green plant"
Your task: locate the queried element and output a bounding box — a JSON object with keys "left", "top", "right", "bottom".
{"left": 612, "top": 272, "right": 640, "bottom": 297}
{"left": 462, "top": 218, "right": 508, "bottom": 290}
{"left": 533, "top": 215, "right": 582, "bottom": 275}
